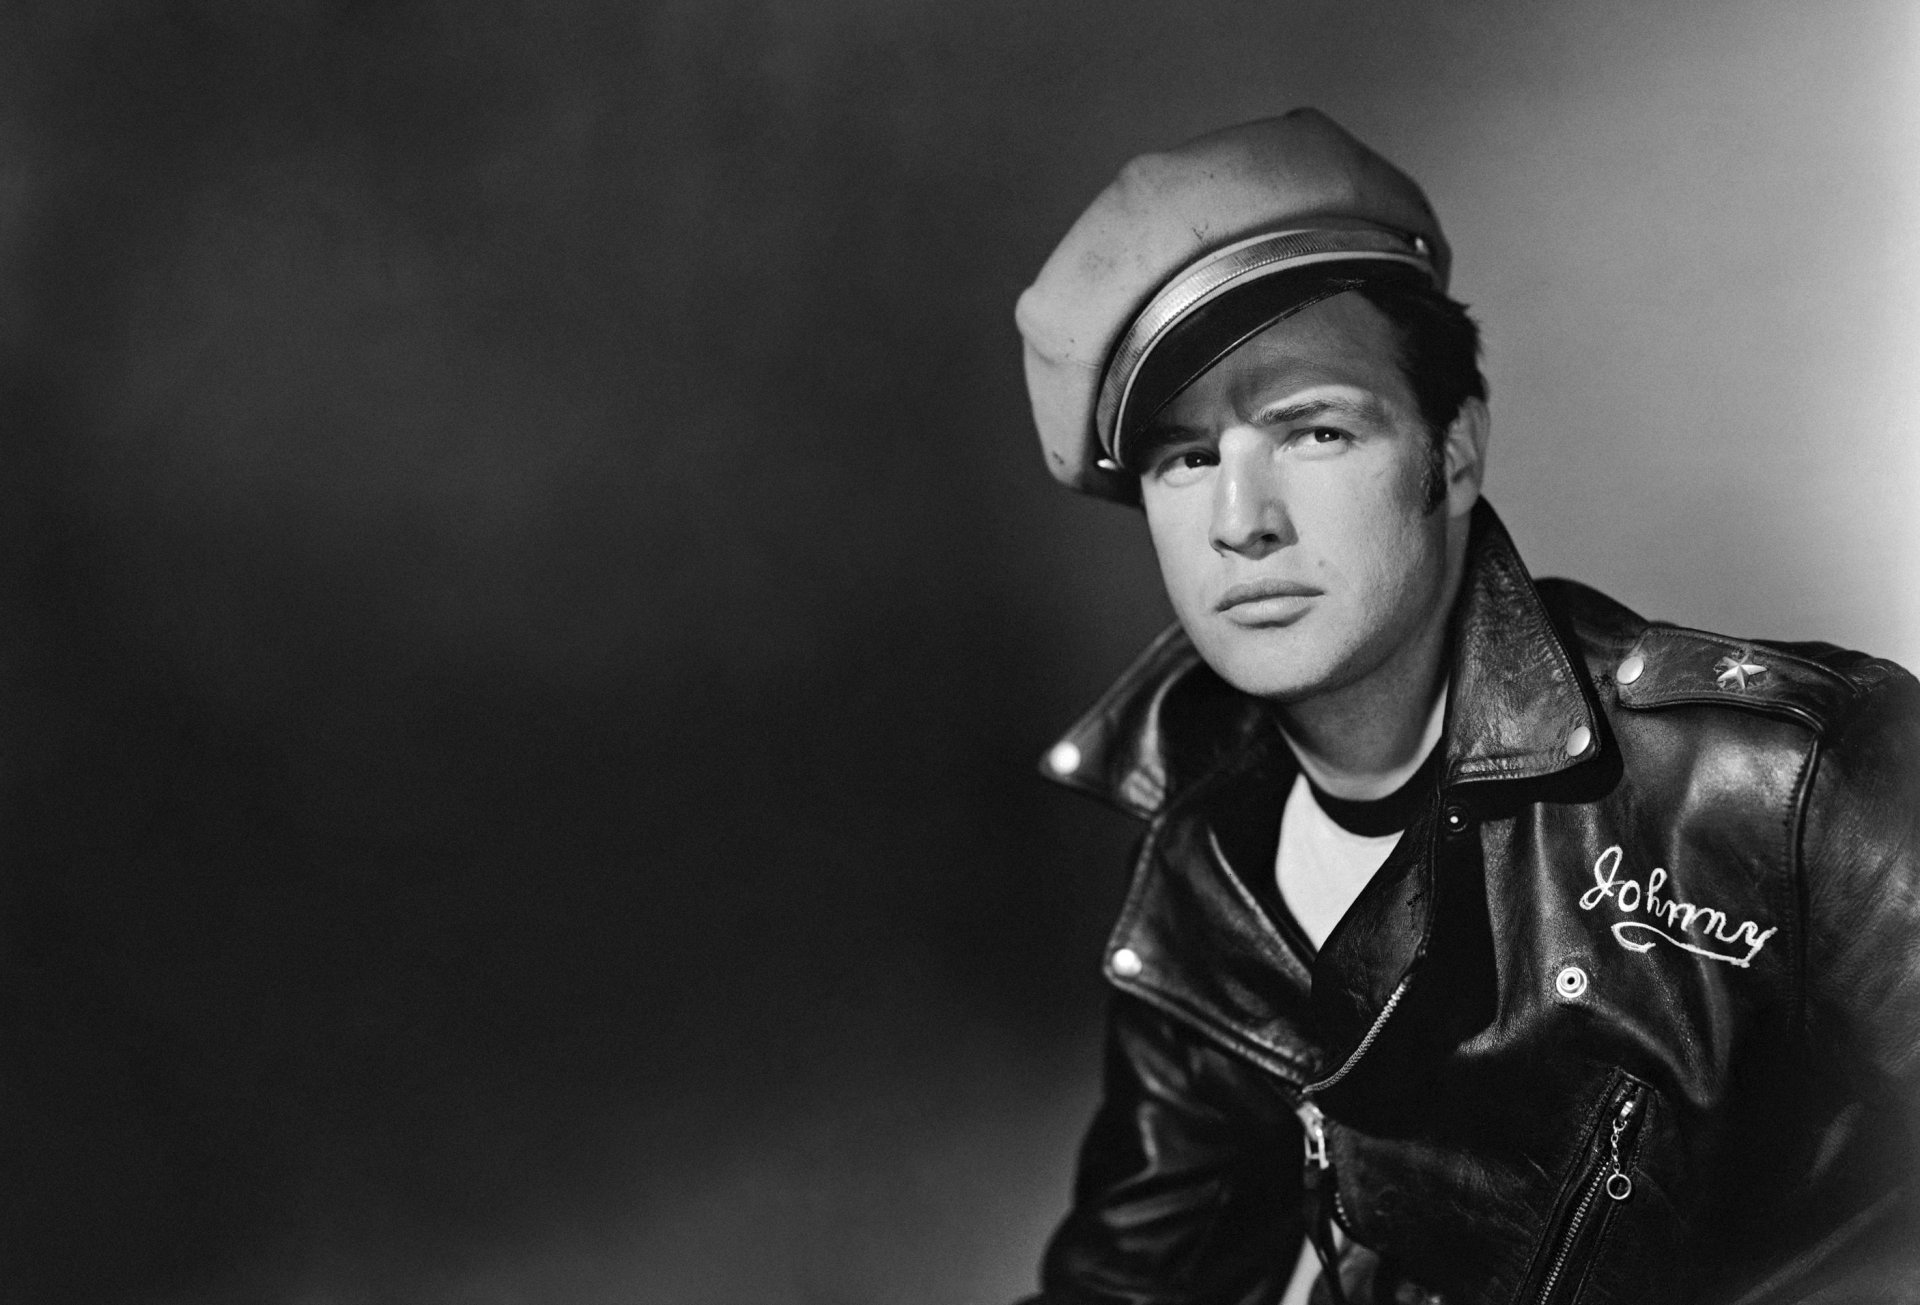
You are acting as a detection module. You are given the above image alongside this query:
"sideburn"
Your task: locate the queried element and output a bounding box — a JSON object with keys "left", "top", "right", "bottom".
{"left": 1421, "top": 428, "right": 1448, "bottom": 512}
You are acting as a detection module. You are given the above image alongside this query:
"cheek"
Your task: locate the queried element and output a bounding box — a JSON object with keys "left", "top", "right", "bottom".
{"left": 1144, "top": 495, "right": 1213, "bottom": 615}
{"left": 1304, "top": 465, "right": 1440, "bottom": 604}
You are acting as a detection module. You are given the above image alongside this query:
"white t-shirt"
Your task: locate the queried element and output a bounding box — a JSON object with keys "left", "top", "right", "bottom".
{"left": 1274, "top": 689, "right": 1447, "bottom": 950}
{"left": 1275, "top": 777, "right": 1405, "bottom": 949}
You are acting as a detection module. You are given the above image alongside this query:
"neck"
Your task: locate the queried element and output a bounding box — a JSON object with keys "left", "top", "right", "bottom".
{"left": 1274, "top": 525, "right": 1467, "bottom": 801}
{"left": 1282, "top": 673, "right": 1447, "bottom": 801}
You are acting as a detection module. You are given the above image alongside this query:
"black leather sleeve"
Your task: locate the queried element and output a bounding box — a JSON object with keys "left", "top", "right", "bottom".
{"left": 1018, "top": 992, "right": 1305, "bottom": 1305}
{"left": 1803, "top": 666, "right": 1920, "bottom": 1123}
{"left": 1787, "top": 664, "right": 1920, "bottom": 1300}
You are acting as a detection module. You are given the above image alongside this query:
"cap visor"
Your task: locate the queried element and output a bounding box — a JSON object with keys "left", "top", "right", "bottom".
{"left": 1113, "top": 260, "right": 1427, "bottom": 469}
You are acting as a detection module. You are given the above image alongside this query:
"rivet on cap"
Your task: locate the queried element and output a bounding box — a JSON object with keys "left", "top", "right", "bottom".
{"left": 1565, "top": 724, "right": 1593, "bottom": 757}
{"left": 1555, "top": 965, "right": 1589, "bottom": 1000}
{"left": 1047, "top": 741, "right": 1082, "bottom": 776}
{"left": 1094, "top": 457, "right": 1121, "bottom": 472}
{"left": 1616, "top": 652, "right": 1646, "bottom": 685}
{"left": 1111, "top": 947, "right": 1143, "bottom": 978}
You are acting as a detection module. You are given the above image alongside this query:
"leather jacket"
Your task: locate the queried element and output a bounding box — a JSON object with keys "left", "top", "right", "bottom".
{"left": 1024, "top": 503, "right": 1920, "bottom": 1305}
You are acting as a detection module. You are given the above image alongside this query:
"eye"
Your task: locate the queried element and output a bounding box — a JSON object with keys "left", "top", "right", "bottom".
{"left": 1150, "top": 446, "right": 1217, "bottom": 486}
{"left": 1291, "top": 427, "right": 1354, "bottom": 454}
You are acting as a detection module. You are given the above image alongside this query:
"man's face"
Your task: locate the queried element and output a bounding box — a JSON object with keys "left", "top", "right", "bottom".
{"left": 1137, "top": 291, "right": 1480, "bottom": 704}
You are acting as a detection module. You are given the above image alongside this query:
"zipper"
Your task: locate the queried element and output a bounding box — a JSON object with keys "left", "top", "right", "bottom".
{"left": 1198, "top": 817, "right": 1409, "bottom": 1102}
{"left": 1303, "top": 974, "right": 1411, "bottom": 1095}
{"left": 1205, "top": 806, "right": 1418, "bottom": 1293}
{"left": 1291, "top": 906, "right": 1416, "bottom": 1288}
{"left": 1532, "top": 1080, "right": 1649, "bottom": 1305}
{"left": 1298, "top": 800, "right": 1432, "bottom": 1097}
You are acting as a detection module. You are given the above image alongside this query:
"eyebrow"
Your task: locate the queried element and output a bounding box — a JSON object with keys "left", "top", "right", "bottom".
{"left": 1254, "top": 395, "right": 1390, "bottom": 425}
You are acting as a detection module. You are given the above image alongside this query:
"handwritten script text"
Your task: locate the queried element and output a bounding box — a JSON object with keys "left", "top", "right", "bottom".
{"left": 1578, "top": 845, "right": 1776, "bottom": 968}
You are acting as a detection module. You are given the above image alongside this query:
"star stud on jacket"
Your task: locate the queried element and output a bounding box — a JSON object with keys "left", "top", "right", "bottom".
{"left": 1714, "top": 649, "right": 1768, "bottom": 692}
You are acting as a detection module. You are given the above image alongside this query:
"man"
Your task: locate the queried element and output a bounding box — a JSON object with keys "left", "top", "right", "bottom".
{"left": 1011, "top": 109, "right": 1920, "bottom": 1304}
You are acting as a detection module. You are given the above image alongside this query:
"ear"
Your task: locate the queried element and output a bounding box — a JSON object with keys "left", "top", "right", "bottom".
{"left": 1441, "top": 397, "right": 1490, "bottom": 520}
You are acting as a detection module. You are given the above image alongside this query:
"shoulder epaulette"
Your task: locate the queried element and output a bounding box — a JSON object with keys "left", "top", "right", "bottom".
{"left": 1614, "top": 626, "right": 1859, "bottom": 734}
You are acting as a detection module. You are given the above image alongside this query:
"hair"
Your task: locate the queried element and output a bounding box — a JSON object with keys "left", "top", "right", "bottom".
{"left": 1350, "top": 278, "right": 1488, "bottom": 509}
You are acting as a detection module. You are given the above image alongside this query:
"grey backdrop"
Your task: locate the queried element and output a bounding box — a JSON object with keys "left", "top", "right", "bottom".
{"left": 2, "top": 2, "right": 1914, "bottom": 1302}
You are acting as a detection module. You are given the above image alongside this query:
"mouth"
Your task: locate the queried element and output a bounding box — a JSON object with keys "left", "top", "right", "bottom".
{"left": 1215, "top": 578, "right": 1323, "bottom": 626}
{"left": 1216, "top": 578, "right": 1323, "bottom": 612}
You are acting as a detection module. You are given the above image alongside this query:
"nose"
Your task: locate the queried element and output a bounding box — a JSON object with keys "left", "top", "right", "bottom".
{"left": 1210, "top": 428, "right": 1293, "bottom": 558}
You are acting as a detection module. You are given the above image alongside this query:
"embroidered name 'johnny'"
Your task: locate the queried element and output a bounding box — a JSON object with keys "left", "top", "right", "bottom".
{"left": 1578, "top": 845, "right": 1777, "bottom": 968}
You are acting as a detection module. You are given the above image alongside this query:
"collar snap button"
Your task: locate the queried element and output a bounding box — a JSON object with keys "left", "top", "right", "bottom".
{"left": 1564, "top": 724, "right": 1593, "bottom": 757}
{"left": 1110, "top": 947, "right": 1143, "bottom": 978}
{"left": 1442, "top": 804, "right": 1472, "bottom": 835}
{"left": 1616, "top": 652, "right": 1646, "bottom": 685}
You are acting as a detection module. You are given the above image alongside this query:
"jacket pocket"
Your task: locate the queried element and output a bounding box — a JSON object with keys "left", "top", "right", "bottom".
{"left": 1523, "top": 1072, "right": 1652, "bottom": 1305}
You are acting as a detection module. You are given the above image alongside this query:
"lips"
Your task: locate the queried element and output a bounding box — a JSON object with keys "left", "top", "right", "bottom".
{"left": 1215, "top": 578, "right": 1324, "bottom": 614}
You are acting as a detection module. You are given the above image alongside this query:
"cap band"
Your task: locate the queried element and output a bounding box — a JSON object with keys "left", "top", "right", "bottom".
{"left": 1094, "top": 226, "right": 1435, "bottom": 460}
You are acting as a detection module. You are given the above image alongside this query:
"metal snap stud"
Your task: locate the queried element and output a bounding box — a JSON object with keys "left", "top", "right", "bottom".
{"left": 1616, "top": 652, "right": 1646, "bottom": 685}
{"left": 1442, "top": 804, "right": 1471, "bottom": 835}
{"left": 1047, "top": 741, "right": 1082, "bottom": 776}
{"left": 1555, "top": 965, "right": 1589, "bottom": 1000}
{"left": 1565, "top": 724, "right": 1593, "bottom": 757}
{"left": 1110, "top": 947, "right": 1143, "bottom": 978}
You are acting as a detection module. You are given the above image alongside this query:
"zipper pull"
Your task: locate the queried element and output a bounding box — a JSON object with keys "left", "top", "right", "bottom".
{"left": 1298, "top": 1098, "right": 1330, "bottom": 1172}
{"left": 1295, "top": 1096, "right": 1351, "bottom": 1305}
{"left": 1604, "top": 1097, "right": 1636, "bottom": 1201}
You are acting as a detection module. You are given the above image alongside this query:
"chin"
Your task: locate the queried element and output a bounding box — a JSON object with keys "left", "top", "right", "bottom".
{"left": 1194, "top": 626, "right": 1348, "bottom": 704}
{"left": 1216, "top": 666, "right": 1334, "bottom": 704}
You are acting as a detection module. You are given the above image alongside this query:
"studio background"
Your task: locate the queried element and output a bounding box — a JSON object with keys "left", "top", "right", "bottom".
{"left": 2, "top": 2, "right": 1914, "bottom": 1302}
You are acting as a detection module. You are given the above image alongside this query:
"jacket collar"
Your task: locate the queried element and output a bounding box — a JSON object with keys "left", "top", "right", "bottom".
{"left": 1042, "top": 500, "right": 1603, "bottom": 814}
{"left": 1439, "top": 502, "right": 1602, "bottom": 791}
